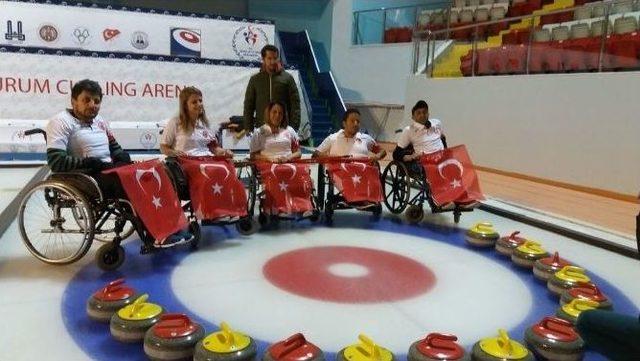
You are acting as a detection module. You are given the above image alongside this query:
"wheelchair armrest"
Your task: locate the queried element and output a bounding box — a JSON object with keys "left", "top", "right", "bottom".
{"left": 49, "top": 171, "right": 103, "bottom": 201}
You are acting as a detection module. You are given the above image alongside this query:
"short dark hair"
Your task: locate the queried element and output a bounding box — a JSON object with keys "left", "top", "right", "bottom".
{"left": 411, "top": 100, "right": 429, "bottom": 115}
{"left": 261, "top": 44, "right": 279, "bottom": 58}
{"left": 71, "top": 79, "right": 103, "bottom": 100}
{"left": 342, "top": 108, "right": 360, "bottom": 123}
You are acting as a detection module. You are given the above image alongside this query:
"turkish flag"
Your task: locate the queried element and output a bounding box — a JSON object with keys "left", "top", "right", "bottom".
{"left": 178, "top": 156, "right": 248, "bottom": 220}
{"left": 419, "top": 145, "right": 484, "bottom": 206}
{"left": 255, "top": 162, "right": 314, "bottom": 214}
{"left": 103, "top": 159, "right": 187, "bottom": 241}
{"left": 325, "top": 160, "right": 382, "bottom": 203}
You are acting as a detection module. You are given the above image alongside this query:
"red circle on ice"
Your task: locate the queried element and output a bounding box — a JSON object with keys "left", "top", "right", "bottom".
{"left": 263, "top": 246, "right": 436, "bottom": 303}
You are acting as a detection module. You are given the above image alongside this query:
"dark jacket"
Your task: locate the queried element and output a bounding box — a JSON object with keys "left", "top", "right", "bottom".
{"left": 243, "top": 68, "right": 301, "bottom": 131}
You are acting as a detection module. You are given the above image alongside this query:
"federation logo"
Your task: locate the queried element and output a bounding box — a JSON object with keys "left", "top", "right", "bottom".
{"left": 38, "top": 24, "right": 58, "bottom": 43}
{"left": 102, "top": 28, "right": 120, "bottom": 41}
{"left": 72, "top": 27, "right": 91, "bottom": 46}
{"left": 232, "top": 25, "right": 269, "bottom": 61}
{"left": 139, "top": 132, "right": 157, "bottom": 149}
{"left": 131, "top": 31, "right": 149, "bottom": 50}
{"left": 4, "top": 20, "right": 26, "bottom": 42}
{"left": 170, "top": 28, "right": 201, "bottom": 57}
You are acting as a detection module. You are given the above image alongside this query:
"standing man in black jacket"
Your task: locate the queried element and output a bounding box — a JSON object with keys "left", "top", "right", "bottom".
{"left": 242, "top": 44, "right": 301, "bottom": 135}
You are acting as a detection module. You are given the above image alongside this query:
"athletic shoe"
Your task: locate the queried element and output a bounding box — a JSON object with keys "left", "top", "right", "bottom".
{"left": 456, "top": 200, "right": 479, "bottom": 210}
{"left": 154, "top": 229, "right": 194, "bottom": 248}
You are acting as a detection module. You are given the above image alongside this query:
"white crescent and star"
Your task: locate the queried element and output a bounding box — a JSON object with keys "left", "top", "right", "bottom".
{"left": 199, "top": 163, "right": 230, "bottom": 180}
{"left": 437, "top": 158, "right": 464, "bottom": 189}
{"left": 135, "top": 167, "right": 162, "bottom": 193}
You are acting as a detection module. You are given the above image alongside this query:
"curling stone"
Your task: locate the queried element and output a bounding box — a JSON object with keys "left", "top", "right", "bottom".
{"left": 556, "top": 299, "right": 599, "bottom": 324}
{"left": 560, "top": 283, "right": 613, "bottom": 310}
{"left": 511, "top": 241, "right": 549, "bottom": 268}
{"left": 471, "top": 329, "right": 533, "bottom": 361}
{"left": 194, "top": 322, "right": 257, "bottom": 361}
{"left": 466, "top": 223, "right": 500, "bottom": 247}
{"left": 524, "top": 316, "right": 584, "bottom": 361}
{"left": 86, "top": 278, "right": 138, "bottom": 322}
{"left": 263, "top": 333, "right": 325, "bottom": 361}
{"left": 408, "top": 333, "right": 470, "bottom": 361}
{"left": 337, "top": 334, "right": 395, "bottom": 361}
{"left": 110, "top": 294, "right": 164, "bottom": 343}
{"left": 533, "top": 252, "right": 572, "bottom": 282}
{"left": 547, "top": 266, "right": 591, "bottom": 296}
{"left": 143, "top": 313, "right": 205, "bottom": 361}
{"left": 495, "top": 231, "right": 527, "bottom": 257}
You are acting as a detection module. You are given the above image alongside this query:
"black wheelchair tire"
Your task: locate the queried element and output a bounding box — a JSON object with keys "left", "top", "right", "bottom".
{"left": 96, "top": 243, "right": 125, "bottom": 271}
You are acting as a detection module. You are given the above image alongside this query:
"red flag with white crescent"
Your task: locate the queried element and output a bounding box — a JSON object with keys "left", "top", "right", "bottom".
{"left": 103, "top": 159, "right": 188, "bottom": 240}
{"left": 419, "top": 145, "right": 484, "bottom": 205}
{"left": 325, "top": 161, "right": 383, "bottom": 203}
{"left": 178, "top": 157, "right": 248, "bottom": 220}
{"left": 255, "top": 162, "right": 313, "bottom": 214}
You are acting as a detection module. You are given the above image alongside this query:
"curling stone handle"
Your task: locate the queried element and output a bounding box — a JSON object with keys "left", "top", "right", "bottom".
{"left": 425, "top": 333, "right": 459, "bottom": 351}
{"left": 274, "top": 333, "right": 307, "bottom": 358}
{"left": 220, "top": 322, "right": 235, "bottom": 345}
{"left": 497, "top": 329, "right": 513, "bottom": 354}
{"left": 102, "top": 278, "right": 126, "bottom": 293}
{"left": 474, "top": 222, "right": 493, "bottom": 232}
{"left": 158, "top": 313, "right": 191, "bottom": 328}
{"left": 541, "top": 317, "right": 574, "bottom": 336}
{"left": 508, "top": 231, "right": 520, "bottom": 239}
{"left": 129, "top": 294, "right": 149, "bottom": 317}
{"left": 358, "top": 334, "right": 381, "bottom": 360}
{"left": 573, "top": 298, "right": 599, "bottom": 311}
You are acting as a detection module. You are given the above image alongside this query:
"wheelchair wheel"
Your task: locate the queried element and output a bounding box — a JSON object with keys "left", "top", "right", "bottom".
{"left": 19, "top": 181, "right": 94, "bottom": 265}
{"left": 382, "top": 161, "right": 410, "bottom": 214}
{"left": 405, "top": 204, "right": 424, "bottom": 224}
{"left": 235, "top": 217, "right": 258, "bottom": 236}
{"left": 372, "top": 203, "right": 383, "bottom": 218}
{"left": 316, "top": 164, "right": 326, "bottom": 210}
{"left": 237, "top": 164, "right": 257, "bottom": 216}
{"left": 96, "top": 242, "right": 125, "bottom": 271}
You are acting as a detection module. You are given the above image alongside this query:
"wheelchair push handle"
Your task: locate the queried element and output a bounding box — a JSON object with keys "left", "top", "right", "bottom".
{"left": 23, "top": 128, "right": 47, "bottom": 141}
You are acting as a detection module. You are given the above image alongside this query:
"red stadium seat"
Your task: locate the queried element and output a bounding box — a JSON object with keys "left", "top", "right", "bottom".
{"left": 505, "top": 44, "right": 528, "bottom": 74}
{"left": 384, "top": 28, "right": 398, "bottom": 43}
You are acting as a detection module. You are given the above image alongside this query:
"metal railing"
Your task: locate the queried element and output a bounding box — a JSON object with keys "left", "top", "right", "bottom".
{"left": 413, "top": 0, "right": 640, "bottom": 76}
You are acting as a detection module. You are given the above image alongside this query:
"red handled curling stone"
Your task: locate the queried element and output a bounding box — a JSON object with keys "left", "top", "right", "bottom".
{"left": 143, "top": 313, "right": 205, "bottom": 361}
{"left": 524, "top": 317, "right": 584, "bottom": 361}
{"left": 560, "top": 283, "right": 612, "bottom": 310}
{"left": 110, "top": 294, "right": 164, "bottom": 343}
{"left": 87, "top": 278, "right": 138, "bottom": 322}
{"left": 533, "top": 252, "right": 571, "bottom": 282}
{"left": 263, "top": 333, "right": 325, "bottom": 361}
{"left": 495, "top": 231, "right": 526, "bottom": 257}
{"left": 408, "top": 333, "right": 470, "bottom": 361}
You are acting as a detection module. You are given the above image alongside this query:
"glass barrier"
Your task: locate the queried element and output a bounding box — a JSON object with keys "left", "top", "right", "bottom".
{"left": 417, "top": 0, "right": 640, "bottom": 77}
{"left": 353, "top": 2, "right": 451, "bottom": 45}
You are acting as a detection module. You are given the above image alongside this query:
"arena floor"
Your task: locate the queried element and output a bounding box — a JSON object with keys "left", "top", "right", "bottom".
{"left": 0, "top": 166, "right": 637, "bottom": 361}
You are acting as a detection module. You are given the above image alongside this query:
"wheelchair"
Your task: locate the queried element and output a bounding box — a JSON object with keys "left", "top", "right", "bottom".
{"left": 17, "top": 129, "right": 202, "bottom": 271}
{"left": 381, "top": 140, "right": 473, "bottom": 224}
{"left": 249, "top": 160, "right": 321, "bottom": 228}
{"left": 163, "top": 157, "right": 259, "bottom": 236}
{"left": 316, "top": 161, "right": 383, "bottom": 222}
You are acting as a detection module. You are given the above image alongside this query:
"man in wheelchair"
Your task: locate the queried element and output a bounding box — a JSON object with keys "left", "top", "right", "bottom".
{"left": 313, "top": 109, "right": 386, "bottom": 214}
{"left": 392, "top": 100, "right": 478, "bottom": 211}
{"left": 45, "top": 79, "right": 193, "bottom": 247}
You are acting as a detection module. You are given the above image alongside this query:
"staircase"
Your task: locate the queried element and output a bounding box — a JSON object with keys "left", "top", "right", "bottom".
{"left": 279, "top": 31, "right": 346, "bottom": 146}
{"left": 432, "top": 0, "right": 575, "bottom": 77}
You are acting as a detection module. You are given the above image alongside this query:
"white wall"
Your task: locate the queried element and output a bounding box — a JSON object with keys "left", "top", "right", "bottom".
{"left": 405, "top": 72, "right": 640, "bottom": 195}
{"left": 330, "top": 0, "right": 415, "bottom": 104}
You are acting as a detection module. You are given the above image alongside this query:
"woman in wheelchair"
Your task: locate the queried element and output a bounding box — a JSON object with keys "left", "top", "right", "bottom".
{"left": 45, "top": 79, "right": 193, "bottom": 250}
{"left": 160, "top": 87, "right": 256, "bottom": 231}
{"left": 392, "top": 100, "right": 478, "bottom": 211}
{"left": 249, "top": 101, "right": 318, "bottom": 221}
{"left": 312, "top": 109, "right": 386, "bottom": 218}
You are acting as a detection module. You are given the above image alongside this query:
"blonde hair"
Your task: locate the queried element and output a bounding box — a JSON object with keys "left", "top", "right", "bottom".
{"left": 178, "top": 86, "right": 209, "bottom": 133}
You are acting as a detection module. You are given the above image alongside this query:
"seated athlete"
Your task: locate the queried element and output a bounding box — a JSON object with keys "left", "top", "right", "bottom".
{"left": 160, "top": 86, "right": 233, "bottom": 158}
{"left": 392, "top": 100, "right": 478, "bottom": 210}
{"left": 45, "top": 79, "right": 193, "bottom": 247}
{"left": 249, "top": 101, "right": 301, "bottom": 163}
